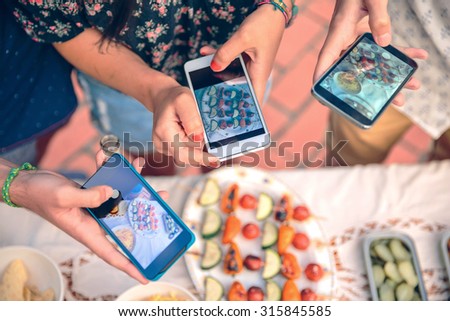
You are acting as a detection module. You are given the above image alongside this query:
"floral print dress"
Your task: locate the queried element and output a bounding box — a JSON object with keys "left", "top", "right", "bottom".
{"left": 8, "top": 0, "right": 256, "bottom": 84}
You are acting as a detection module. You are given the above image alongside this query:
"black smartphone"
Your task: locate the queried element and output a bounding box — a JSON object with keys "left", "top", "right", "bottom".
{"left": 82, "top": 153, "right": 195, "bottom": 281}
{"left": 312, "top": 33, "right": 418, "bottom": 128}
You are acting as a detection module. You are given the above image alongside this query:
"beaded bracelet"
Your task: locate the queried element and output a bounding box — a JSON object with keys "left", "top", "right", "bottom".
{"left": 2, "top": 162, "right": 36, "bottom": 208}
{"left": 257, "top": 0, "right": 298, "bottom": 27}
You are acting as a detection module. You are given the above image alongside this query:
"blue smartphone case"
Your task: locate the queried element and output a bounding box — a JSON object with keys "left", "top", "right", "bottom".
{"left": 82, "top": 153, "right": 195, "bottom": 281}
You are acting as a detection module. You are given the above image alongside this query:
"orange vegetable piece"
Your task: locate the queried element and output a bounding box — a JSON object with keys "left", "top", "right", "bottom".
{"left": 281, "top": 252, "right": 302, "bottom": 279}
{"left": 220, "top": 184, "right": 239, "bottom": 214}
{"left": 222, "top": 215, "right": 241, "bottom": 244}
{"left": 282, "top": 280, "right": 301, "bottom": 301}
{"left": 274, "top": 194, "right": 293, "bottom": 222}
{"left": 277, "top": 224, "right": 295, "bottom": 254}
{"left": 228, "top": 281, "right": 247, "bottom": 301}
{"left": 223, "top": 242, "right": 243, "bottom": 275}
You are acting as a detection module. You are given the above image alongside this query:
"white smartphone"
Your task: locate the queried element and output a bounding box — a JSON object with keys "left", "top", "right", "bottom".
{"left": 184, "top": 54, "right": 270, "bottom": 161}
{"left": 312, "top": 33, "right": 418, "bottom": 129}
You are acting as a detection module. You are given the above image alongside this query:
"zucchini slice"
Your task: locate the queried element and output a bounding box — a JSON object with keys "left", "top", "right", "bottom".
{"left": 266, "top": 280, "right": 282, "bottom": 301}
{"left": 262, "top": 249, "right": 281, "bottom": 279}
{"left": 201, "top": 240, "right": 222, "bottom": 270}
{"left": 261, "top": 221, "right": 278, "bottom": 249}
{"left": 204, "top": 276, "right": 224, "bottom": 301}
{"left": 256, "top": 193, "right": 274, "bottom": 221}
{"left": 201, "top": 209, "right": 222, "bottom": 239}
{"left": 198, "top": 179, "right": 220, "bottom": 206}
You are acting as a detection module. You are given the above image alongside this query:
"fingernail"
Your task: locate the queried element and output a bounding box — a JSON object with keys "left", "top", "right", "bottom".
{"left": 210, "top": 60, "right": 221, "bottom": 71}
{"left": 376, "top": 33, "right": 391, "bottom": 47}
{"left": 209, "top": 160, "right": 221, "bottom": 168}
{"left": 104, "top": 186, "right": 114, "bottom": 199}
{"left": 191, "top": 133, "right": 204, "bottom": 142}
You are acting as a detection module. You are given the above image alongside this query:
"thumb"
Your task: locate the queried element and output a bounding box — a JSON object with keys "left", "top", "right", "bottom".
{"left": 61, "top": 185, "right": 114, "bottom": 208}
{"left": 365, "top": 0, "right": 391, "bottom": 47}
{"left": 211, "top": 32, "right": 246, "bottom": 72}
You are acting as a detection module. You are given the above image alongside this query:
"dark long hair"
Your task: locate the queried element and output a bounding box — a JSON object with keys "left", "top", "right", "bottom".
{"left": 97, "top": 0, "right": 137, "bottom": 46}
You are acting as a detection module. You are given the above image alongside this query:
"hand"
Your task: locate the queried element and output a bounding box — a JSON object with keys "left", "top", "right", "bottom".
{"left": 151, "top": 82, "right": 220, "bottom": 168}
{"left": 314, "top": 0, "right": 428, "bottom": 106}
{"left": 10, "top": 152, "right": 168, "bottom": 284}
{"left": 204, "top": 4, "right": 286, "bottom": 104}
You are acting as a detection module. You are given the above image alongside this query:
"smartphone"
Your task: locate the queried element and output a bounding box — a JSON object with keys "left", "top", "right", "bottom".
{"left": 81, "top": 153, "right": 195, "bottom": 281}
{"left": 312, "top": 33, "right": 418, "bottom": 128}
{"left": 185, "top": 54, "right": 270, "bottom": 161}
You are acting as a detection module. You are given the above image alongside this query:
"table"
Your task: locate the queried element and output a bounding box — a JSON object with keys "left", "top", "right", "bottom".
{"left": 1, "top": 161, "right": 449, "bottom": 300}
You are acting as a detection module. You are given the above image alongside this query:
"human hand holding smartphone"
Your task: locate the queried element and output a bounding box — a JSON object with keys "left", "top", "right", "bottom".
{"left": 312, "top": 33, "right": 418, "bottom": 128}
{"left": 185, "top": 54, "right": 271, "bottom": 161}
{"left": 82, "top": 153, "right": 195, "bottom": 281}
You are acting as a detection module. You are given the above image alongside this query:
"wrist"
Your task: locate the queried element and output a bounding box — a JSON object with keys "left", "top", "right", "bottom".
{"left": 141, "top": 72, "right": 180, "bottom": 113}
{"left": 256, "top": 0, "right": 298, "bottom": 27}
{"left": 8, "top": 170, "right": 33, "bottom": 208}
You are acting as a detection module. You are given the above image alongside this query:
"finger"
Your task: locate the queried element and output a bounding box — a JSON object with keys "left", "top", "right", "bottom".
{"left": 200, "top": 46, "right": 216, "bottom": 56}
{"left": 157, "top": 190, "right": 169, "bottom": 201}
{"left": 174, "top": 92, "right": 204, "bottom": 139}
{"left": 58, "top": 185, "right": 113, "bottom": 208}
{"left": 392, "top": 93, "right": 405, "bottom": 106}
{"left": 132, "top": 157, "right": 145, "bottom": 173}
{"left": 175, "top": 146, "right": 221, "bottom": 168}
{"left": 313, "top": 20, "right": 355, "bottom": 82}
{"left": 366, "top": 0, "right": 391, "bottom": 47}
{"left": 396, "top": 47, "right": 429, "bottom": 60}
{"left": 80, "top": 231, "right": 148, "bottom": 284}
{"left": 404, "top": 77, "right": 421, "bottom": 90}
{"left": 211, "top": 31, "right": 247, "bottom": 72}
{"left": 95, "top": 150, "right": 108, "bottom": 168}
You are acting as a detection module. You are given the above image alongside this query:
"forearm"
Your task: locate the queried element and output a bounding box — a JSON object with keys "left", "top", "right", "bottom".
{"left": 0, "top": 159, "right": 30, "bottom": 207}
{"left": 53, "top": 28, "right": 179, "bottom": 112}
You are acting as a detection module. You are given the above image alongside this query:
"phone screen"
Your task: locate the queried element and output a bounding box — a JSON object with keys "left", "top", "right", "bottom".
{"left": 318, "top": 36, "right": 414, "bottom": 120}
{"left": 83, "top": 156, "right": 183, "bottom": 269}
{"left": 188, "top": 58, "right": 265, "bottom": 149}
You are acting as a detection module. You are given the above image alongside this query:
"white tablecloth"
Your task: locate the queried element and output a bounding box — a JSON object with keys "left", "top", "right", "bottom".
{"left": 1, "top": 161, "right": 449, "bottom": 300}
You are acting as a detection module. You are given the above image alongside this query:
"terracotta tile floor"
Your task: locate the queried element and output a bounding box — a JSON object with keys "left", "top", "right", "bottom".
{"left": 38, "top": 0, "right": 432, "bottom": 178}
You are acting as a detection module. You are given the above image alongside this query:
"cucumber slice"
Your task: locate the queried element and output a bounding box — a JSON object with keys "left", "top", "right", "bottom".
{"left": 261, "top": 221, "right": 278, "bottom": 249}
{"left": 256, "top": 193, "right": 274, "bottom": 221}
{"left": 262, "top": 249, "right": 281, "bottom": 279}
{"left": 230, "top": 91, "right": 236, "bottom": 99}
{"left": 201, "top": 240, "right": 222, "bottom": 270}
{"left": 208, "top": 86, "right": 217, "bottom": 96}
{"left": 209, "top": 97, "right": 218, "bottom": 107}
{"left": 210, "top": 120, "right": 219, "bottom": 131}
{"left": 232, "top": 100, "right": 239, "bottom": 109}
{"left": 232, "top": 109, "right": 239, "bottom": 118}
{"left": 233, "top": 118, "right": 239, "bottom": 129}
{"left": 205, "top": 276, "right": 224, "bottom": 301}
{"left": 266, "top": 280, "right": 282, "bottom": 301}
{"left": 209, "top": 107, "right": 218, "bottom": 118}
{"left": 201, "top": 209, "right": 222, "bottom": 239}
{"left": 198, "top": 179, "right": 220, "bottom": 206}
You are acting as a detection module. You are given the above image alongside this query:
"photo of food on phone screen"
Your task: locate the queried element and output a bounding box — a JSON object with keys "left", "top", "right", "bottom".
{"left": 189, "top": 58, "right": 265, "bottom": 149}
{"left": 85, "top": 166, "right": 182, "bottom": 269}
{"left": 319, "top": 37, "right": 414, "bottom": 120}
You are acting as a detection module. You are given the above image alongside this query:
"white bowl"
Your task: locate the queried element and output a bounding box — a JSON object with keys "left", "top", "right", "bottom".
{"left": 116, "top": 282, "right": 197, "bottom": 301}
{"left": 0, "top": 246, "right": 64, "bottom": 301}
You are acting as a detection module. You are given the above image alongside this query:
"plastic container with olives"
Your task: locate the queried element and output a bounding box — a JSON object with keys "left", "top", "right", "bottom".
{"left": 363, "top": 232, "right": 427, "bottom": 301}
{"left": 441, "top": 231, "right": 450, "bottom": 283}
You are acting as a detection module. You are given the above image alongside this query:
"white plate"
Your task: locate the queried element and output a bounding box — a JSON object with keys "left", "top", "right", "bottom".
{"left": 182, "top": 167, "right": 336, "bottom": 300}
{"left": 0, "top": 246, "right": 64, "bottom": 301}
{"left": 116, "top": 282, "right": 197, "bottom": 301}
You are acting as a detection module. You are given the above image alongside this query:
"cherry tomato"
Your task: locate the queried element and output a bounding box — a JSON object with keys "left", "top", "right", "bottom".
{"left": 243, "top": 255, "right": 263, "bottom": 271}
{"left": 293, "top": 205, "right": 311, "bottom": 221}
{"left": 247, "top": 286, "right": 264, "bottom": 301}
{"left": 305, "top": 263, "right": 324, "bottom": 282}
{"left": 239, "top": 194, "right": 257, "bottom": 210}
{"left": 242, "top": 223, "right": 260, "bottom": 239}
{"left": 292, "top": 232, "right": 310, "bottom": 250}
{"left": 301, "top": 288, "right": 317, "bottom": 301}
